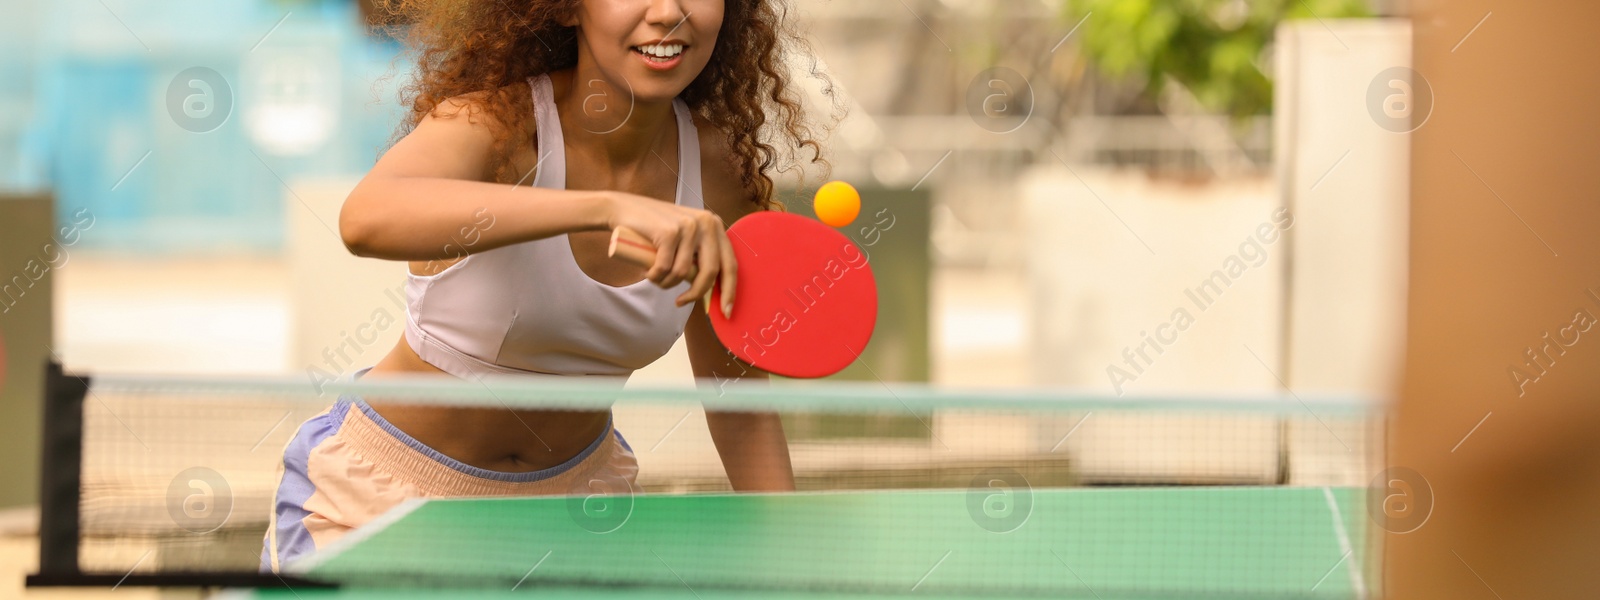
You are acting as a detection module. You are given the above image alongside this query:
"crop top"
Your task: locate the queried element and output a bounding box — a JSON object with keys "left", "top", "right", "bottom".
{"left": 402, "top": 73, "right": 701, "bottom": 378}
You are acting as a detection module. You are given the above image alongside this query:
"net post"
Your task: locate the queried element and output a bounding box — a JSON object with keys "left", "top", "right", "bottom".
{"left": 36, "top": 360, "right": 88, "bottom": 578}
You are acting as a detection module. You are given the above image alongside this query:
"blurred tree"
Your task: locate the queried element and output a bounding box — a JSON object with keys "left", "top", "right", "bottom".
{"left": 1063, "top": 0, "right": 1371, "bottom": 118}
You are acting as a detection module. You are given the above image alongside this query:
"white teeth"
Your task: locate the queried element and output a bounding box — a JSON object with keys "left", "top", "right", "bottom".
{"left": 635, "top": 43, "right": 684, "bottom": 58}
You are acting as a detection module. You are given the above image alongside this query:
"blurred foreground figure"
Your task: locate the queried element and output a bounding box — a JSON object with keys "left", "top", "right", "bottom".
{"left": 1393, "top": 1, "right": 1600, "bottom": 598}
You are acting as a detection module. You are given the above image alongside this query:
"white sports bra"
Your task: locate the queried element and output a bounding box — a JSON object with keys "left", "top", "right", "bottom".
{"left": 402, "top": 73, "right": 702, "bottom": 378}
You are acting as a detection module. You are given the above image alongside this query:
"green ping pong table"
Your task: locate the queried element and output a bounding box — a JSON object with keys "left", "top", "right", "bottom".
{"left": 241, "top": 486, "right": 1372, "bottom": 599}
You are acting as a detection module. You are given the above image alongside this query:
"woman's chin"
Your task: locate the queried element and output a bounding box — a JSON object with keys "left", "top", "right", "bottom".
{"left": 619, "top": 78, "right": 694, "bottom": 104}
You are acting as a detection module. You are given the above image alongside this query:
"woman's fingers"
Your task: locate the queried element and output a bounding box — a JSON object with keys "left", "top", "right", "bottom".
{"left": 716, "top": 224, "right": 737, "bottom": 318}
{"left": 612, "top": 199, "right": 732, "bottom": 299}
{"left": 648, "top": 227, "right": 680, "bottom": 285}
{"left": 665, "top": 217, "right": 700, "bottom": 289}
{"left": 680, "top": 216, "right": 722, "bottom": 306}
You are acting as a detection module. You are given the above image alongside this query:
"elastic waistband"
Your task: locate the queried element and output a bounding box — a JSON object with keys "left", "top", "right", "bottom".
{"left": 404, "top": 318, "right": 539, "bottom": 379}
{"left": 329, "top": 367, "right": 614, "bottom": 493}
{"left": 403, "top": 309, "right": 641, "bottom": 380}
{"left": 336, "top": 395, "right": 612, "bottom": 483}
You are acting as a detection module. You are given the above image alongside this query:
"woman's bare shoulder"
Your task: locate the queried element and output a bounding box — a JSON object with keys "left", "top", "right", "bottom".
{"left": 399, "top": 84, "right": 539, "bottom": 183}
{"left": 420, "top": 84, "right": 537, "bottom": 137}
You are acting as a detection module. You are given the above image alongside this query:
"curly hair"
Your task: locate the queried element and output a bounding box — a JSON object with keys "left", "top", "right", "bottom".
{"left": 378, "top": 0, "right": 836, "bottom": 211}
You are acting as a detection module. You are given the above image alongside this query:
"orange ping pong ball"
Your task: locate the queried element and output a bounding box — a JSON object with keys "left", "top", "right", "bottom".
{"left": 813, "top": 181, "right": 861, "bottom": 228}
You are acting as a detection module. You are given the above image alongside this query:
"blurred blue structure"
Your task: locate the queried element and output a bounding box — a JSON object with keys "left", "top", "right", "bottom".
{"left": 0, "top": 0, "right": 408, "bottom": 253}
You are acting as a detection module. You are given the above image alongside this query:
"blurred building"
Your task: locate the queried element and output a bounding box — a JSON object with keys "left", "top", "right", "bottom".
{"left": 0, "top": 0, "right": 405, "bottom": 253}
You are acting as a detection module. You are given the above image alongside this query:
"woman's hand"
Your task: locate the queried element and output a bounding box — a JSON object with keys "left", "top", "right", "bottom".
{"left": 604, "top": 191, "right": 737, "bottom": 313}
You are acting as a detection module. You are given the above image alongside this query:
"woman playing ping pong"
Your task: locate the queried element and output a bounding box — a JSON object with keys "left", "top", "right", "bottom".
{"left": 263, "top": 0, "right": 829, "bottom": 570}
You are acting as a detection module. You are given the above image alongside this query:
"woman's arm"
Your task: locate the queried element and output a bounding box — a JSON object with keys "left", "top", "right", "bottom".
{"left": 685, "top": 306, "right": 796, "bottom": 492}
{"left": 685, "top": 118, "right": 794, "bottom": 492}
{"left": 342, "top": 95, "right": 733, "bottom": 302}
{"left": 339, "top": 96, "right": 612, "bottom": 260}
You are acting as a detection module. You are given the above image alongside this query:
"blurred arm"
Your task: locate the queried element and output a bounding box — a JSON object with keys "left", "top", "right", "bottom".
{"left": 686, "top": 306, "right": 795, "bottom": 492}
{"left": 684, "top": 120, "right": 794, "bottom": 492}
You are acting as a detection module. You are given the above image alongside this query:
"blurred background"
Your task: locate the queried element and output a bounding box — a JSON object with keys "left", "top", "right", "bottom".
{"left": 0, "top": 0, "right": 1426, "bottom": 595}
{"left": 0, "top": 0, "right": 1408, "bottom": 384}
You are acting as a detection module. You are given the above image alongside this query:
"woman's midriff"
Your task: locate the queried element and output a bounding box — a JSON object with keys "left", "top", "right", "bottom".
{"left": 361, "top": 338, "right": 612, "bottom": 473}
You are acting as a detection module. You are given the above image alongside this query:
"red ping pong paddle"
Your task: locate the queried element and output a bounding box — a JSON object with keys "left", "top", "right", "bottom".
{"left": 608, "top": 212, "right": 878, "bottom": 378}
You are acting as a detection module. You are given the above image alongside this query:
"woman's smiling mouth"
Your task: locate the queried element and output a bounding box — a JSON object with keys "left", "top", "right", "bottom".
{"left": 631, "top": 41, "right": 686, "bottom": 70}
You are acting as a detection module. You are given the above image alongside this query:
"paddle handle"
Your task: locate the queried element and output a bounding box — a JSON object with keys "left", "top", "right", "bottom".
{"left": 608, "top": 227, "right": 656, "bottom": 267}
{"left": 609, "top": 227, "right": 711, "bottom": 310}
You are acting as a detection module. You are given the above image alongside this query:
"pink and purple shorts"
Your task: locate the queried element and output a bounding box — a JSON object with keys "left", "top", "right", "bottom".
{"left": 260, "top": 368, "right": 638, "bottom": 571}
